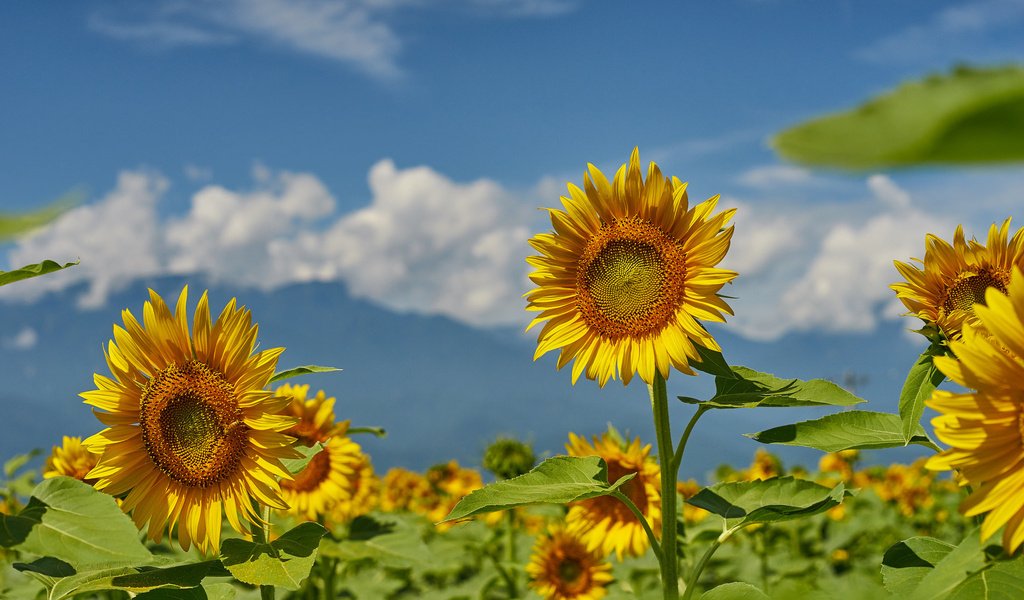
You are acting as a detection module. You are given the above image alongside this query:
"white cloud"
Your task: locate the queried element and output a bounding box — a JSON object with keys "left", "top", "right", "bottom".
{"left": 184, "top": 164, "right": 213, "bottom": 182}
{"left": 737, "top": 165, "right": 816, "bottom": 188}
{"left": 2, "top": 327, "right": 38, "bottom": 351}
{"left": 89, "top": 0, "right": 579, "bottom": 80}
{"left": 857, "top": 0, "right": 1024, "bottom": 64}
{"left": 867, "top": 174, "right": 911, "bottom": 210}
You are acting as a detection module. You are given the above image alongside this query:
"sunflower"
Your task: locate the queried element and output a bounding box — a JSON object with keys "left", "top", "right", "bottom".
{"left": 330, "top": 451, "right": 379, "bottom": 523}
{"left": 892, "top": 219, "right": 1024, "bottom": 340}
{"left": 379, "top": 467, "right": 436, "bottom": 514}
{"left": 925, "top": 268, "right": 1024, "bottom": 551}
{"left": 280, "top": 436, "right": 363, "bottom": 520}
{"left": 526, "top": 147, "right": 736, "bottom": 386}
{"left": 565, "top": 431, "right": 661, "bottom": 559}
{"left": 527, "top": 525, "right": 613, "bottom": 600}
{"left": 275, "top": 383, "right": 347, "bottom": 446}
{"left": 43, "top": 436, "right": 101, "bottom": 483}
{"left": 82, "top": 287, "right": 299, "bottom": 554}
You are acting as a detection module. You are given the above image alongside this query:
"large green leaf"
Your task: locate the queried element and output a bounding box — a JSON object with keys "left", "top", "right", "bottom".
{"left": 881, "top": 537, "right": 957, "bottom": 595}
{"left": 320, "top": 515, "right": 431, "bottom": 567}
{"left": 268, "top": 365, "right": 341, "bottom": 384}
{"left": 773, "top": 65, "right": 1024, "bottom": 168}
{"left": 8, "top": 477, "right": 152, "bottom": 569}
{"left": 746, "top": 410, "right": 935, "bottom": 452}
{"left": 0, "top": 260, "right": 78, "bottom": 288}
{"left": 899, "top": 345, "right": 947, "bottom": 442}
{"left": 0, "top": 193, "right": 79, "bottom": 241}
{"left": 905, "top": 530, "right": 985, "bottom": 600}
{"left": 220, "top": 522, "right": 327, "bottom": 590}
{"left": 441, "top": 456, "right": 635, "bottom": 523}
{"left": 691, "top": 346, "right": 734, "bottom": 378}
{"left": 949, "top": 559, "right": 1024, "bottom": 600}
{"left": 686, "top": 477, "right": 848, "bottom": 527}
{"left": 679, "top": 365, "right": 864, "bottom": 409}
{"left": 699, "top": 581, "right": 770, "bottom": 599}
{"left": 15, "top": 560, "right": 229, "bottom": 600}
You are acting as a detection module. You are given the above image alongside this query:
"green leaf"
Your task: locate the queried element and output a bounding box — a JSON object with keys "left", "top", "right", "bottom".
{"left": 882, "top": 537, "right": 957, "bottom": 595}
{"left": 20, "top": 561, "right": 229, "bottom": 600}
{"left": 907, "top": 529, "right": 985, "bottom": 600}
{"left": 280, "top": 443, "right": 322, "bottom": 476}
{"left": 4, "top": 450, "right": 41, "bottom": 479}
{"left": 746, "top": 410, "right": 935, "bottom": 452}
{"left": 772, "top": 65, "right": 1024, "bottom": 169}
{"left": 9, "top": 477, "right": 152, "bottom": 569}
{"left": 137, "top": 584, "right": 237, "bottom": 600}
{"left": 0, "top": 260, "right": 78, "bottom": 288}
{"left": 11, "top": 557, "right": 75, "bottom": 591}
{"left": 686, "top": 477, "right": 848, "bottom": 527}
{"left": 679, "top": 366, "right": 864, "bottom": 409}
{"left": 899, "top": 346, "right": 947, "bottom": 443}
{"left": 949, "top": 559, "right": 1024, "bottom": 600}
{"left": 0, "top": 192, "right": 80, "bottom": 242}
{"left": 699, "top": 581, "right": 770, "bottom": 600}
{"left": 320, "top": 515, "right": 431, "bottom": 568}
{"left": 220, "top": 522, "right": 327, "bottom": 590}
{"left": 268, "top": 365, "right": 341, "bottom": 384}
{"left": 691, "top": 345, "right": 734, "bottom": 378}
{"left": 441, "top": 455, "right": 635, "bottom": 523}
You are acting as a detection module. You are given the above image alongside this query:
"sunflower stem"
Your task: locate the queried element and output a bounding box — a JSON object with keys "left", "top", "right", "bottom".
{"left": 681, "top": 528, "right": 732, "bottom": 600}
{"left": 650, "top": 371, "right": 679, "bottom": 600}
{"left": 252, "top": 501, "right": 276, "bottom": 600}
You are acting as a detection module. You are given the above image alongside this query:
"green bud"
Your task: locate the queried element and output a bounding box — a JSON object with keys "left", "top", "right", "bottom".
{"left": 482, "top": 437, "right": 536, "bottom": 480}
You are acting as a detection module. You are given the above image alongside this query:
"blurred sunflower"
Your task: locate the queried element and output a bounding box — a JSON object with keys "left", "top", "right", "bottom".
{"left": 43, "top": 436, "right": 100, "bottom": 483}
{"left": 275, "top": 383, "right": 347, "bottom": 446}
{"left": 926, "top": 268, "right": 1024, "bottom": 551}
{"left": 892, "top": 220, "right": 1024, "bottom": 340}
{"left": 280, "top": 436, "right": 363, "bottom": 520}
{"left": 526, "top": 148, "right": 736, "bottom": 386}
{"left": 565, "top": 431, "right": 660, "bottom": 559}
{"left": 82, "top": 287, "right": 298, "bottom": 554}
{"left": 379, "top": 467, "right": 436, "bottom": 514}
{"left": 330, "top": 451, "right": 379, "bottom": 523}
{"left": 527, "top": 525, "right": 613, "bottom": 600}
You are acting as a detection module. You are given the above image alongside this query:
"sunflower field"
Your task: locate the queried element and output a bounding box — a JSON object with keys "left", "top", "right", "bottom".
{"left": 4, "top": 65, "right": 1024, "bottom": 600}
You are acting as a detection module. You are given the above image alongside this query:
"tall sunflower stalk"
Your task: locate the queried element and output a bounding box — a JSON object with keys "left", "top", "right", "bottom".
{"left": 527, "top": 148, "right": 737, "bottom": 599}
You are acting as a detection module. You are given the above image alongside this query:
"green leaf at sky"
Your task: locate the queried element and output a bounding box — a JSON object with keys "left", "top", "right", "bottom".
{"left": 686, "top": 477, "right": 848, "bottom": 528}
{"left": 220, "top": 522, "right": 327, "bottom": 590}
{"left": 0, "top": 192, "right": 80, "bottom": 242}
{"left": 773, "top": 65, "right": 1024, "bottom": 169}
{"left": 0, "top": 260, "right": 78, "bottom": 288}
{"left": 898, "top": 345, "right": 947, "bottom": 443}
{"left": 746, "top": 410, "right": 936, "bottom": 452}
{"left": 679, "top": 365, "right": 864, "bottom": 409}
{"left": 268, "top": 365, "right": 342, "bottom": 384}
{"left": 441, "top": 455, "right": 635, "bottom": 522}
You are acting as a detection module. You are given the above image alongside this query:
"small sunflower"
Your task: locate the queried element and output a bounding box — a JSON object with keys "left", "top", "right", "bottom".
{"left": 379, "top": 467, "right": 436, "bottom": 514}
{"left": 280, "top": 436, "right": 363, "bottom": 520}
{"left": 330, "top": 451, "right": 379, "bottom": 523}
{"left": 275, "top": 383, "right": 347, "bottom": 446}
{"left": 526, "top": 148, "right": 737, "bottom": 386}
{"left": 82, "top": 287, "right": 299, "bottom": 554}
{"left": 527, "top": 525, "right": 613, "bottom": 600}
{"left": 565, "top": 431, "right": 661, "bottom": 559}
{"left": 43, "top": 436, "right": 101, "bottom": 483}
{"left": 892, "top": 219, "right": 1024, "bottom": 340}
{"left": 926, "top": 268, "right": 1024, "bottom": 551}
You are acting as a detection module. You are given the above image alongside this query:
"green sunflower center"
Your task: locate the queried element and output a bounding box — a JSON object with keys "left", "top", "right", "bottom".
{"left": 283, "top": 449, "right": 331, "bottom": 493}
{"left": 140, "top": 360, "right": 248, "bottom": 488}
{"left": 943, "top": 271, "right": 1007, "bottom": 314}
{"left": 577, "top": 217, "right": 687, "bottom": 339}
{"left": 558, "top": 557, "right": 583, "bottom": 583}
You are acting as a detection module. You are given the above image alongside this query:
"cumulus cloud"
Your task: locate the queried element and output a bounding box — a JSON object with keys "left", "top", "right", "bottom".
{"left": 2, "top": 327, "right": 38, "bottom": 351}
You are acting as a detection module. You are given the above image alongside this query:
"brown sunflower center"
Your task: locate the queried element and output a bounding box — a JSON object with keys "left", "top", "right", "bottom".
{"left": 139, "top": 360, "right": 248, "bottom": 488}
{"left": 576, "top": 217, "right": 687, "bottom": 339}
{"left": 282, "top": 449, "right": 331, "bottom": 493}
{"left": 558, "top": 557, "right": 583, "bottom": 584}
{"left": 943, "top": 271, "right": 1007, "bottom": 314}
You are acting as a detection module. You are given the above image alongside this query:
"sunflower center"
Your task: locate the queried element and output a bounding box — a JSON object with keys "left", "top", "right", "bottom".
{"left": 577, "top": 217, "right": 687, "bottom": 339}
{"left": 282, "top": 449, "right": 331, "bottom": 493}
{"left": 943, "top": 271, "right": 1007, "bottom": 314}
{"left": 558, "top": 557, "right": 583, "bottom": 584}
{"left": 139, "top": 360, "right": 248, "bottom": 488}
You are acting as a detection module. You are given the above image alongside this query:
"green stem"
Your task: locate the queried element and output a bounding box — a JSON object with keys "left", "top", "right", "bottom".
{"left": 321, "top": 557, "right": 336, "bottom": 600}
{"left": 612, "top": 490, "right": 663, "bottom": 563}
{"left": 672, "top": 406, "right": 708, "bottom": 474}
{"left": 251, "top": 501, "right": 276, "bottom": 600}
{"left": 650, "top": 371, "right": 679, "bottom": 600}
{"left": 506, "top": 510, "right": 519, "bottom": 598}
{"left": 681, "top": 529, "right": 732, "bottom": 600}
{"left": 758, "top": 527, "right": 770, "bottom": 594}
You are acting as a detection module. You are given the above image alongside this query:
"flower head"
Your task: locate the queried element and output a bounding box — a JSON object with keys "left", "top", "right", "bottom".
{"left": 483, "top": 437, "right": 536, "bottom": 479}
{"left": 279, "top": 436, "right": 363, "bottom": 521}
{"left": 925, "top": 268, "right": 1024, "bottom": 552}
{"left": 527, "top": 525, "right": 613, "bottom": 600}
{"left": 43, "top": 436, "right": 101, "bottom": 483}
{"left": 892, "top": 220, "right": 1024, "bottom": 340}
{"left": 82, "top": 287, "right": 298, "bottom": 553}
{"left": 275, "top": 383, "right": 347, "bottom": 446}
{"left": 526, "top": 148, "right": 736, "bottom": 386}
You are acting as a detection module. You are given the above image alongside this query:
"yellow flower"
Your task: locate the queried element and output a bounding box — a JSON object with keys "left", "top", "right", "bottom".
{"left": 527, "top": 525, "right": 613, "bottom": 600}
{"left": 280, "top": 436, "right": 363, "bottom": 521}
{"left": 330, "top": 451, "right": 379, "bottom": 523}
{"left": 379, "top": 467, "right": 436, "bottom": 514}
{"left": 425, "top": 460, "right": 486, "bottom": 529}
{"left": 892, "top": 220, "right": 1024, "bottom": 340}
{"left": 82, "top": 287, "right": 298, "bottom": 554}
{"left": 43, "top": 436, "right": 101, "bottom": 483}
{"left": 275, "top": 384, "right": 347, "bottom": 446}
{"left": 565, "top": 432, "right": 661, "bottom": 560}
{"left": 745, "top": 449, "right": 782, "bottom": 481}
{"left": 926, "top": 268, "right": 1024, "bottom": 552}
{"left": 526, "top": 148, "right": 737, "bottom": 386}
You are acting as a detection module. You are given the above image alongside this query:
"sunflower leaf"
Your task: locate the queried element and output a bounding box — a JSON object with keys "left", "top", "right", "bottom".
{"left": 881, "top": 537, "right": 957, "bottom": 596}
{"left": 898, "top": 344, "right": 947, "bottom": 443}
{"left": 320, "top": 515, "right": 431, "bottom": 567}
{"left": 772, "top": 65, "right": 1024, "bottom": 169}
{"left": 280, "top": 443, "right": 322, "bottom": 475}
{"left": 901, "top": 529, "right": 987, "bottom": 600}
{"left": 220, "top": 522, "right": 327, "bottom": 590}
{"left": 679, "top": 366, "right": 865, "bottom": 409}
{"left": 441, "top": 455, "right": 634, "bottom": 523}
{"left": 6, "top": 477, "right": 152, "bottom": 569}
{"left": 18, "top": 560, "right": 229, "bottom": 600}
{"left": 699, "top": 581, "right": 770, "bottom": 600}
{"left": 0, "top": 191, "right": 80, "bottom": 242}
{"left": 746, "top": 410, "right": 936, "bottom": 452}
{"left": 268, "top": 365, "right": 342, "bottom": 384}
{"left": 0, "top": 260, "right": 78, "bottom": 288}
{"left": 686, "top": 477, "right": 849, "bottom": 527}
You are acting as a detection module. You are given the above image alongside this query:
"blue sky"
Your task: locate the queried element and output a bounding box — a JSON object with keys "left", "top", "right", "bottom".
{"left": 4, "top": 0, "right": 1024, "bottom": 343}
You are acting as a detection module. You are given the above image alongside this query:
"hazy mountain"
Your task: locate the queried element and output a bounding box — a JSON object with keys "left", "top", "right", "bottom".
{"left": 0, "top": 277, "right": 933, "bottom": 479}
